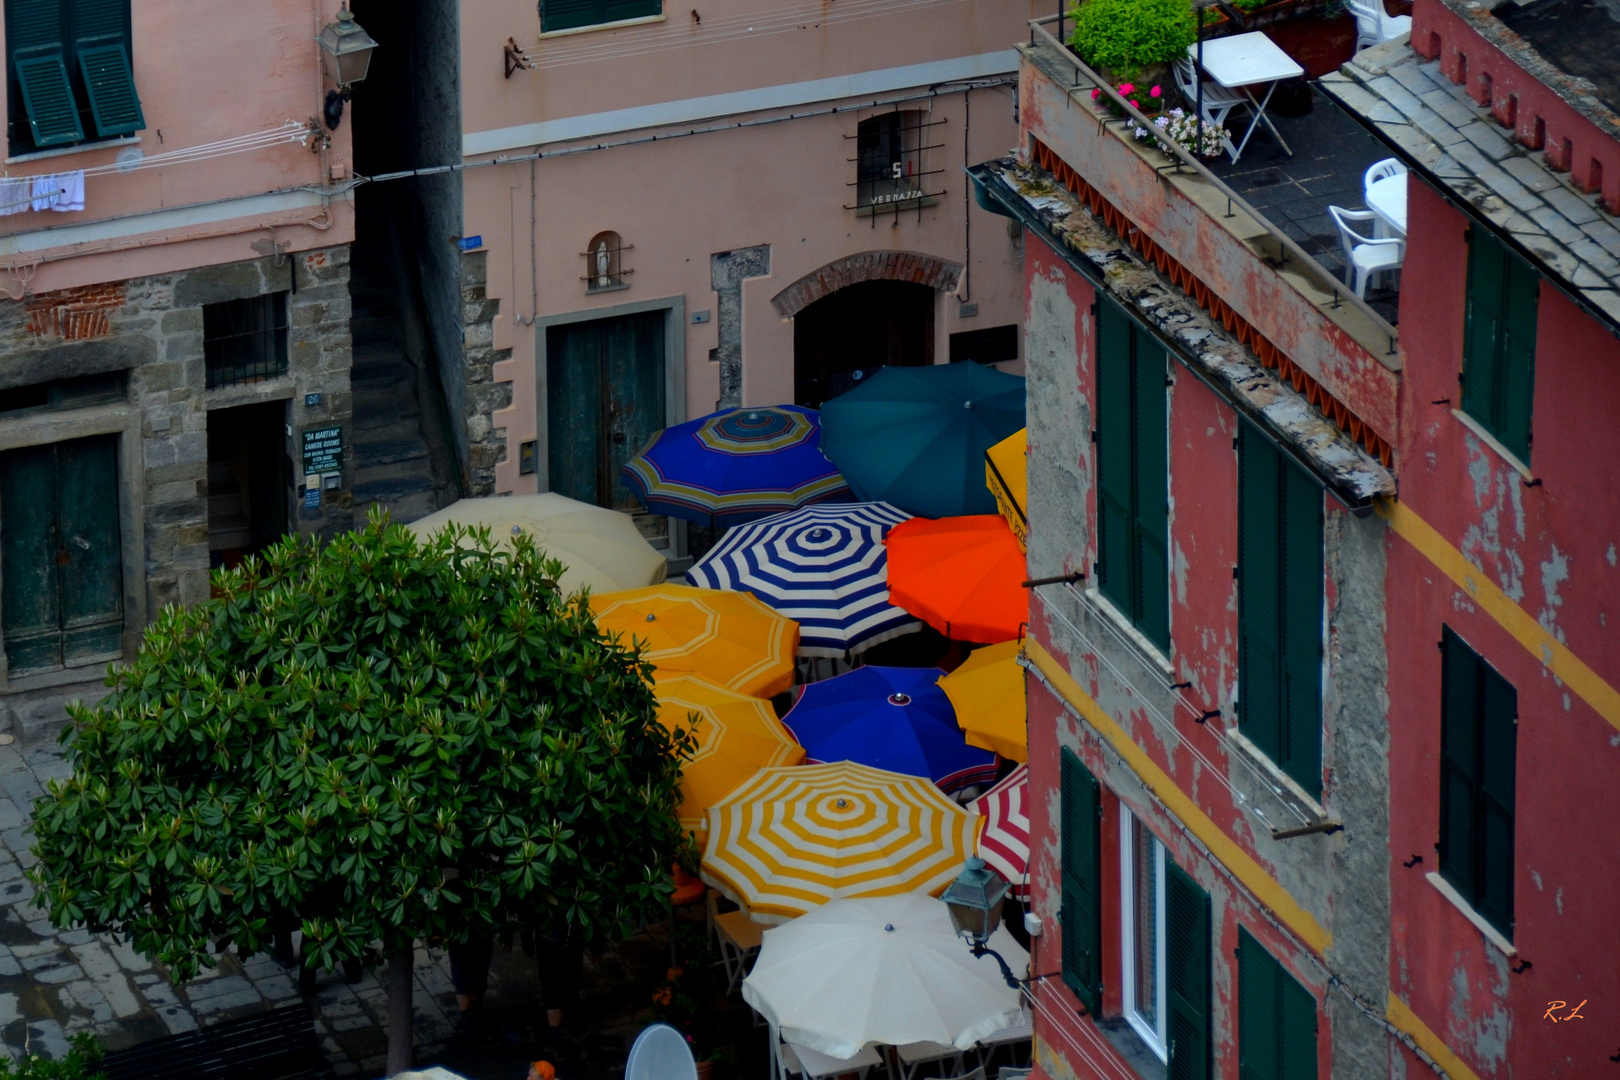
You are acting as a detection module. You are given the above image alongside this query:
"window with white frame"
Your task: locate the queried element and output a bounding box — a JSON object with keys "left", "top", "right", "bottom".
{"left": 1120, "top": 806, "right": 1168, "bottom": 1062}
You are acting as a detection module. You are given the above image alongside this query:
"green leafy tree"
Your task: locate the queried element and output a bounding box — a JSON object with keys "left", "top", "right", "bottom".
{"left": 1069, "top": 0, "right": 1197, "bottom": 83}
{"left": 0, "top": 1034, "right": 104, "bottom": 1080}
{"left": 28, "top": 515, "right": 691, "bottom": 1074}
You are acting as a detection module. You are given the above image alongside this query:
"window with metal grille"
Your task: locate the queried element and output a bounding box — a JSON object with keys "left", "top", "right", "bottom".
{"left": 849, "top": 110, "right": 945, "bottom": 214}
{"left": 6, "top": 0, "right": 143, "bottom": 155}
{"left": 1438, "top": 626, "right": 1516, "bottom": 941}
{"left": 1461, "top": 227, "right": 1538, "bottom": 465}
{"left": 204, "top": 293, "right": 289, "bottom": 390}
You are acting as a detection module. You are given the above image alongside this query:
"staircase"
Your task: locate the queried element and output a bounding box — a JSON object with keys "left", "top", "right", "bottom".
{"left": 348, "top": 195, "right": 456, "bottom": 526}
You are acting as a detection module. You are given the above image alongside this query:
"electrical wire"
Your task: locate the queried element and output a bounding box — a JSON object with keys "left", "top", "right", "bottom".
{"left": 1033, "top": 588, "right": 1314, "bottom": 830}
{"left": 5, "top": 122, "right": 310, "bottom": 189}
{"left": 519, "top": 0, "right": 982, "bottom": 70}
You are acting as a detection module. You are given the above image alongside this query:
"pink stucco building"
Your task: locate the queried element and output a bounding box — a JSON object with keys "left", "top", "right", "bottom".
{"left": 394, "top": 0, "right": 1038, "bottom": 556}
{"left": 0, "top": 0, "right": 357, "bottom": 697}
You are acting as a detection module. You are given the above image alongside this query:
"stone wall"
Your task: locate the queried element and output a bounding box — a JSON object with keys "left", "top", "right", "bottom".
{"left": 458, "top": 252, "right": 513, "bottom": 496}
{"left": 0, "top": 246, "right": 352, "bottom": 673}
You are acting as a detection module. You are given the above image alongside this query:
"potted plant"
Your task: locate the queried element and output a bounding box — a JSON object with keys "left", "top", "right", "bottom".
{"left": 650, "top": 964, "right": 731, "bottom": 1080}
{"left": 1068, "top": 0, "right": 1197, "bottom": 88}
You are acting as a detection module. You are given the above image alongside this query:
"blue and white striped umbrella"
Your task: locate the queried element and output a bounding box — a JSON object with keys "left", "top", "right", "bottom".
{"left": 686, "top": 503, "right": 922, "bottom": 658}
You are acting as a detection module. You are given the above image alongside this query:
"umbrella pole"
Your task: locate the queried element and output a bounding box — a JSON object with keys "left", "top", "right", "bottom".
{"left": 669, "top": 894, "right": 677, "bottom": 973}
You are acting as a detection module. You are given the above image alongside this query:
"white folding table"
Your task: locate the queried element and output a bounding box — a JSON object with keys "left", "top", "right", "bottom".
{"left": 1187, "top": 33, "right": 1304, "bottom": 162}
{"left": 1366, "top": 173, "right": 1408, "bottom": 235}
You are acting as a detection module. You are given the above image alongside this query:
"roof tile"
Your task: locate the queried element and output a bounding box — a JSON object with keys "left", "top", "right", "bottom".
{"left": 1541, "top": 183, "right": 1602, "bottom": 225}
{"left": 1418, "top": 89, "right": 1483, "bottom": 128}
{"left": 1500, "top": 155, "right": 1563, "bottom": 193}
{"left": 1577, "top": 216, "right": 1620, "bottom": 252}
{"left": 1455, "top": 121, "right": 1517, "bottom": 162}
{"left": 1528, "top": 204, "right": 1591, "bottom": 246}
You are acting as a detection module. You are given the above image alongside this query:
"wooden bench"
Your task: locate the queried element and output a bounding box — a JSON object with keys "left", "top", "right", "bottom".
{"left": 98, "top": 1003, "right": 333, "bottom": 1080}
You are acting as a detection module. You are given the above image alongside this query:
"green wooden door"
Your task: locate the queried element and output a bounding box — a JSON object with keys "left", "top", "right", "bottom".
{"left": 2, "top": 434, "right": 122, "bottom": 673}
{"left": 547, "top": 311, "right": 665, "bottom": 510}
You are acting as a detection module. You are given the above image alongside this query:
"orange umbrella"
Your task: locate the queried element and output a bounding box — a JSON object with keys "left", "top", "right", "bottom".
{"left": 884, "top": 516, "right": 1025, "bottom": 644}
{"left": 591, "top": 584, "right": 799, "bottom": 698}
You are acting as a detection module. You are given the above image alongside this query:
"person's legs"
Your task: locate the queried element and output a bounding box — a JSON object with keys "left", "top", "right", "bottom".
{"left": 536, "top": 930, "right": 586, "bottom": 1035}
{"left": 450, "top": 934, "right": 495, "bottom": 1038}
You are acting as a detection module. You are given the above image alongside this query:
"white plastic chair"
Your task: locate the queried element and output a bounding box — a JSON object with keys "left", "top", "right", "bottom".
{"left": 973, "top": 1012, "right": 1033, "bottom": 1072}
{"left": 1328, "top": 206, "right": 1406, "bottom": 298}
{"left": 626, "top": 1024, "right": 699, "bottom": 1080}
{"left": 897, "top": 1041, "right": 966, "bottom": 1080}
{"left": 774, "top": 1029, "right": 884, "bottom": 1080}
{"left": 1346, "top": 0, "right": 1413, "bottom": 52}
{"left": 1363, "top": 157, "right": 1407, "bottom": 194}
{"left": 707, "top": 889, "right": 764, "bottom": 995}
{"left": 1172, "top": 57, "right": 1248, "bottom": 161}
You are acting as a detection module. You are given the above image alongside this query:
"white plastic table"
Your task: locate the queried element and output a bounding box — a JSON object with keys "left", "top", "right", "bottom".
{"left": 1366, "top": 173, "right": 1408, "bottom": 234}
{"left": 1188, "top": 33, "right": 1304, "bottom": 162}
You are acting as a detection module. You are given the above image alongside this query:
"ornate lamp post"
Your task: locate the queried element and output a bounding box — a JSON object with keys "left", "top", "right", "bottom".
{"left": 941, "top": 857, "right": 1020, "bottom": 989}
{"left": 316, "top": 6, "right": 378, "bottom": 130}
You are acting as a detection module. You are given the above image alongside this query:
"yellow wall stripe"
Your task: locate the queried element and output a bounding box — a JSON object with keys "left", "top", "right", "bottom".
{"left": 1387, "top": 993, "right": 1482, "bottom": 1080}
{"left": 1376, "top": 498, "right": 1620, "bottom": 735}
{"left": 1023, "top": 637, "right": 1333, "bottom": 954}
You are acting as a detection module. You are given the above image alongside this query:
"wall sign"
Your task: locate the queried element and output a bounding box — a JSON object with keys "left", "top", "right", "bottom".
{"left": 457, "top": 235, "right": 484, "bottom": 251}
{"left": 301, "top": 426, "right": 344, "bottom": 474}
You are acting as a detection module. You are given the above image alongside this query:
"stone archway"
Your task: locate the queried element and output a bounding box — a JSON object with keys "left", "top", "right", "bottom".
{"left": 770, "top": 250, "right": 964, "bottom": 319}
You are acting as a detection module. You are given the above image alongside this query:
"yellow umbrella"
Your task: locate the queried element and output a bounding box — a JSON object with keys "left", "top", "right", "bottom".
{"left": 406, "top": 493, "right": 667, "bottom": 596}
{"left": 984, "top": 428, "right": 1027, "bottom": 552}
{"left": 701, "top": 762, "right": 978, "bottom": 924}
{"left": 937, "top": 640, "right": 1027, "bottom": 762}
{"left": 591, "top": 584, "right": 799, "bottom": 698}
{"left": 656, "top": 676, "right": 805, "bottom": 833}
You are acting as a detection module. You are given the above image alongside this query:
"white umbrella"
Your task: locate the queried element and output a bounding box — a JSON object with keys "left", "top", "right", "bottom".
{"left": 742, "top": 893, "right": 1027, "bottom": 1059}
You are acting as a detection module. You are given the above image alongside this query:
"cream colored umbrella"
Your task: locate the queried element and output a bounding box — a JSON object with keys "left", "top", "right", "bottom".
{"left": 701, "top": 762, "right": 978, "bottom": 924}
{"left": 406, "top": 493, "right": 666, "bottom": 596}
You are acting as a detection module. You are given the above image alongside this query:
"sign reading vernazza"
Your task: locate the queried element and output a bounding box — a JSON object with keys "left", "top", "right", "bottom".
{"left": 0, "top": 0, "right": 1612, "bottom": 1078}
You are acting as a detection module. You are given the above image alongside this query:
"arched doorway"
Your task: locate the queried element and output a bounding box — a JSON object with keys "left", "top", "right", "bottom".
{"left": 793, "top": 281, "right": 935, "bottom": 407}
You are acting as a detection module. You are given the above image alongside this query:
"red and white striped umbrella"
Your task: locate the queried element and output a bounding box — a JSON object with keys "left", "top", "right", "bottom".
{"left": 974, "top": 764, "right": 1029, "bottom": 899}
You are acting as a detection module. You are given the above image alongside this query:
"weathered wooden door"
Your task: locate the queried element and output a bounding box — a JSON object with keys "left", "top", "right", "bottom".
{"left": 547, "top": 312, "right": 666, "bottom": 510}
{"left": 1, "top": 435, "right": 123, "bottom": 674}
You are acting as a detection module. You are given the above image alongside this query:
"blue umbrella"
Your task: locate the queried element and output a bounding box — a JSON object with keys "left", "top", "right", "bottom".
{"left": 622, "top": 405, "right": 852, "bottom": 528}
{"left": 819, "top": 364, "right": 1026, "bottom": 519}
{"left": 782, "top": 666, "right": 999, "bottom": 794}
{"left": 686, "top": 502, "right": 922, "bottom": 659}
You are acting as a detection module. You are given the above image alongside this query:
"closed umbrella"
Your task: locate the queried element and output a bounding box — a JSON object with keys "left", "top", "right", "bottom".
{"left": 656, "top": 676, "right": 805, "bottom": 833}
{"left": 985, "top": 428, "right": 1027, "bottom": 552}
{"left": 974, "top": 765, "right": 1029, "bottom": 899}
{"left": 406, "top": 493, "right": 667, "bottom": 596}
{"left": 685, "top": 502, "right": 921, "bottom": 658}
{"left": 701, "top": 762, "right": 977, "bottom": 923}
{"left": 622, "top": 405, "right": 851, "bottom": 529}
{"left": 819, "top": 364, "right": 1025, "bottom": 519}
{"left": 885, "top": 515, "right": 1026, "bottom": 644}
{"left": 591, "top": 584, "right": 799, "bottom": 698}
{"left": 781, "top": 666, "right": 998, "bottom": 794}
{"left": 742, "top": 893, "right": 1027, "bottom": 1059}
{"left": 938, "top": 639, "right": 1027, "bottom": 762}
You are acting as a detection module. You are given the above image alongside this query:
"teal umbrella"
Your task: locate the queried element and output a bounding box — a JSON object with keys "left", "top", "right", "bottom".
{"left": 819, "top": 364, "right": 1026, "bottom": 518}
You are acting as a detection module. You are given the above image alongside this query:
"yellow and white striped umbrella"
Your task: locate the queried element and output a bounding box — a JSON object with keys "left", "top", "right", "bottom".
{"left": 701, "top": 762, "right": 978, "bottom": 924}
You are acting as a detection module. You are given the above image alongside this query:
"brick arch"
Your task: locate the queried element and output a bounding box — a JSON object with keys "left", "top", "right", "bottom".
{"left": 770, "top": 251, "right": 964, "bottom": 318}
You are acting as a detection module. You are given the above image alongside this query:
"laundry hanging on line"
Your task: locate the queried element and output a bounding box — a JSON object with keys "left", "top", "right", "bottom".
{"left": 0, "top": 170, "right": 85, "bottom": 215}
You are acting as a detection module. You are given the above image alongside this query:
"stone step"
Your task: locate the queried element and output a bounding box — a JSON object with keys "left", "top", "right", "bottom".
{"left": 356, "top": 488, "right": 441, "bottom": 527}
{"left": 352, "top": 400, "right": 421, "bottom": 431}
{"left": 351, "top": 363, "right": 414, "bottom": 393}
{"left": 5, "top": 677, "right": 104, "bottom": 749}
{"left": 352, "top": 463, "right": 438, "bottom": 503}
{"left": 354, "top": 437, "right": 430, "bottom": 467}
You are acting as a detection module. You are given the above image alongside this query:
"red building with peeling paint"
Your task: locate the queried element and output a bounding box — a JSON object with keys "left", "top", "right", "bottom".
{"left": 973, "top": 1, "right": 1620, "bottom": 1077}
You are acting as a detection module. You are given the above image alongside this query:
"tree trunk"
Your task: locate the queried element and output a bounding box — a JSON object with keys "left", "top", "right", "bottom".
{"left": 385, "top": 946, "right": 414, "bottom": 1076}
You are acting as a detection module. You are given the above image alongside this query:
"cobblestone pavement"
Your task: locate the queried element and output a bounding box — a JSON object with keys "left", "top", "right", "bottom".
{"left": 0, "top": 738, "right": 569, "bottom": 1078}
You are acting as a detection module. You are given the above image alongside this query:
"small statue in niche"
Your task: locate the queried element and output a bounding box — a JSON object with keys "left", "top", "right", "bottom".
{"left": 596, "top": 240, "right": 611, "bottom": 288}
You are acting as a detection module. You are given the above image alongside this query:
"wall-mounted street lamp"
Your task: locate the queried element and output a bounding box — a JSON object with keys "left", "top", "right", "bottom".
{"left": 317, "top": 6, "right": 378, "bottom": 130}
{"left": 940, "top": 857, "right": 1020, "bottom": 989}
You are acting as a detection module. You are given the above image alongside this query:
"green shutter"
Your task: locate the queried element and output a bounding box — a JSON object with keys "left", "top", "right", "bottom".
{"left": 1477, "top": 657, "right": 1516, "bottom": 937}
{"left": 1460, "top": 229, "right": 1504, "bottom": 435}
{"left": 1239, "top": 425, "right": 1282, "bottom": 761}
{"left": 1060, "top": 747, "right": 1102, "bottom": 1015}
{"left": 1166, "top": 862, "right": 1211, "bottom": 1080}
{"left": 1279, "top": 461, "right": 1323, "bottom": 798}
{"left": 1097, "top": 300, "right": 1134, "bottom": 621}
{"left": 14, "top": 53, "right": 82, "bottom": 146}
{"left": 1239, "top": 928, "right": 1317, "bottom": 1080}
{"left": 7, "top": 0, "right": 65, "bottom": 51}
{"left": 69, "top": 0, "right": 128, "bottom": 43}
{"left": 604, "top": 0, "right": 661, "bottom": 20}
{"left": 77, "top": 43, "right": 141, "bottom": 136}
{"left": 1437, "top": 628, "right": 1479, "bottom": 900}
{"left": 543, "top": 0, "right": 606, "bottom": 31}
{"left": 1132, "top": 330, "right": 1170, "bottom": 651}
{"left": 1497, "top": 253, "right": 1538, "bottom": 463}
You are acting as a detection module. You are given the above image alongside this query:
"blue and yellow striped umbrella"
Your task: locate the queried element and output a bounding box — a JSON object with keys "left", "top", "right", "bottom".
{"left": 622, "top": 406, "right": 852, "bottom": 528}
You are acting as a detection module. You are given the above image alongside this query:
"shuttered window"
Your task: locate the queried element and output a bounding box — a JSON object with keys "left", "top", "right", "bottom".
{"left": 1238, "top": 928, "right": 1317, "bottom": 1080}
{"left": 6, "top": 0, "right": 142, "bottom": 154}
{"left": 1096, "top": 298, "right": 1170, "bottom": 651}
{"left": 1461, "top": 227, "right": 1538, "bottom": 465}
{"left": 1060, "top": 747, "right": 1102, "bottom": 1015}
{"left": 1166, "top": 862, "right": 1211, "bottom": 1080}
{"left": 542, "top": 0, "right": 661, "bottom": 33}
{"left": 1438, "top": 626, "right": 1517, "bottom": 941}
{"left": 1238, "top": 425, "right": 1323, "bottom": 798}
